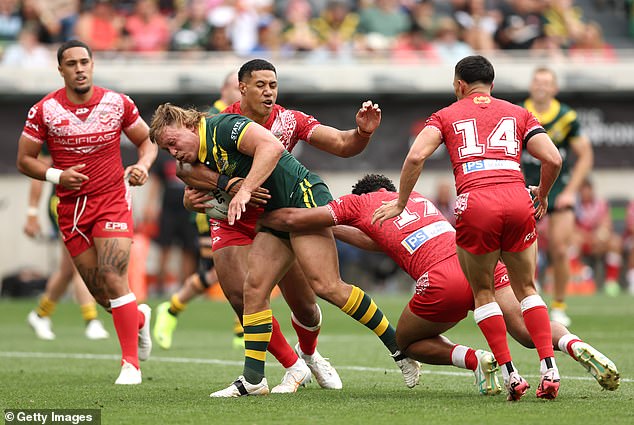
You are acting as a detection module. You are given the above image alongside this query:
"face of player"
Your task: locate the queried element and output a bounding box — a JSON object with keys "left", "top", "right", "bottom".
{"left": 58, "top": 47, "right": 94, "bottom": 97}
{"left": 155, "top": 125, "right": 200, "bottom": 164}
{"left": 240, "top": 69, "right": 278, "bottom": 119}
{"left": 530, "top": 71, "right": 557, "bottom": 104}
{"left": 222, "top": 74, "right": 241, "bottom": 105}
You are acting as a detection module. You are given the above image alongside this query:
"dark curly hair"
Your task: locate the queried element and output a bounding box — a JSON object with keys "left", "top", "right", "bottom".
{"left": 351, "top": 174, "right": 396, "bottom": 195}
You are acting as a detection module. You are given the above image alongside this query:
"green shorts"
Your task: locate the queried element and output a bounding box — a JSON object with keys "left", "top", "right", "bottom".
{"left": 263, "top": 173, "right": 333, "bottom": 239}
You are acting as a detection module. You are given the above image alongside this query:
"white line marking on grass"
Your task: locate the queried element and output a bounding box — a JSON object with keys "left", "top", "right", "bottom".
{"left": 0, "top": 351, "right": 629, "bottom": 383}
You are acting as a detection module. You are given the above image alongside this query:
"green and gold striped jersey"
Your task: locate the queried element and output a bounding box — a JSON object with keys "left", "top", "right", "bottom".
{"left": 520, "top": 98, "right": 582, "bottom": 207}
{"left": 199, "top": 114, "right": 311, "bottom": 211}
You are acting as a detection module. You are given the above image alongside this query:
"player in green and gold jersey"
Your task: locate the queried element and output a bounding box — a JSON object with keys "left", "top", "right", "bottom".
{"left": 521, "top": 67, "right": 594, "bottom": 327}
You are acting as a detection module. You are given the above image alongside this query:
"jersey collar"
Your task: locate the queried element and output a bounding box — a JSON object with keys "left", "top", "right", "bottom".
{"left": 524, "top": 98, "right": 560, "bottom": 124}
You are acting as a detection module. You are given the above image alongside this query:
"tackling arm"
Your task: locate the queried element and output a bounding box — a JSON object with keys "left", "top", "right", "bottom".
{"left": 260, "top": 206, "right": 335, "bottom": 232}
{"left": 332, "top": 225, "right": 382, "bottom": 252}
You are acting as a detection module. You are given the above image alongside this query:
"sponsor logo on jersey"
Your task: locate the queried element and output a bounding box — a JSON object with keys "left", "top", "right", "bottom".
{"left": 75, "top": 107, "right": 90, "bottom": 115}
{"left": 524, "top": 229, "right": 536, "bottom": 243}
{"left": 51, "top": 131, "right": 118, "bottom": 146}
{"left": 25, "top": 121, "right": 39, "bottom": 132}
{"left": 462, "top": 159, "right": 520, "bottom": 174}
{"left": 230, "top": 119, "right": 248, "bottom": 141}
{"left": 401, "top": 221, "right": 455, "bottom": 254}
{"left": 473, "top": 96, "right": 491, "bottom": 104}
{"left": 104, "top": 222, "right": 128, "bottom": 231}
{"left": 53, "top": 118, "right": 70, "bottom": 127}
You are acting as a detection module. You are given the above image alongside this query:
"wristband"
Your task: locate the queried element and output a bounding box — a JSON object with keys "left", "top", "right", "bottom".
{"left": 226, "top": 177, "right": 243, "bottom": 194}
{"left": 45, "top": 167, "right": 62, "bottom": 184}
{"left": 356, "top": 127, "right": 373, "bottom": 138}
{"left": 217, "top": 174, "right": 230, "bottom": 191}
{"left": 27, "top": 207, "right": 39, "bottom": 217}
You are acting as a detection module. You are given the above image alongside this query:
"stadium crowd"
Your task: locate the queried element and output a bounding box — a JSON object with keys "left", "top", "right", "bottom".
{"left": 0, "top": 0, "right": 627, "bottom": 64}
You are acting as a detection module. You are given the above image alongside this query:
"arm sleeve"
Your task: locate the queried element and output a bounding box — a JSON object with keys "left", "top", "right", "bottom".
{"left": 327, "top": 194, "right": 361, "bottom": 226}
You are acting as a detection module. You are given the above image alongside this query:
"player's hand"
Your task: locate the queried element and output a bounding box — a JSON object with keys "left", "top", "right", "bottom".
{"left": 554, "top": 190, "right": 575, "bottom": 210}
{"left": 184, "top": 186, "right": 213, "bottom": 212}
{"left": 355, "top": 100, "right": 381, "bottom": 136}
{"left": 371, "top": 199, "right": 403, "bottom": 226}
{"left": 228, "top": 187, "right": 251, "bottom": 225}
{"left": 59, "top": 164, "right": 89, "bottom": 191}
{"left": 23, "top": 215, "right": 41, "bottom": 239}
{"left": 225, "top": 177, "right": 270, "bottom": 207}
{"left": 125, "top": 163, "right": 149, "bottom": 186}
{"left": 529, "top": 185, "right": 548, "bottom": 220}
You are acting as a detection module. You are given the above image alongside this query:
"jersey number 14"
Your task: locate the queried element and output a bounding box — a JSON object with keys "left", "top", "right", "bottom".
{"left": 453, "top": 117, "right": 519, "bottom": 158}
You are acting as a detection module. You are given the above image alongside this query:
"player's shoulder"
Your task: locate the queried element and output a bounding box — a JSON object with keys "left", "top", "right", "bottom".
{"left": 223, "top": 101, "right": 241, "bottom": 114}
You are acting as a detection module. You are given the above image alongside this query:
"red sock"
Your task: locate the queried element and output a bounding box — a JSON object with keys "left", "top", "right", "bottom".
{"left": 605, "top": 254, "right": 621, "bottom": 282}
{"left": 111, "top": 295, "right": 139, "bottom": 369}
{"left": 522, "top": 305, "right": 555, "bottom": 359}
{"left": 137, "top": 309, "right": 145, "bottom": 330}
{"left": 267, "top": 316, "right": 298, "bottom": 369}
{"left": 292, "top": 315, "right": 320, "bottom": 356}
{"left": 465, "top": 348, "right": 478, "bottom": 371}
{"left": 566, "top": 338, "right": 582, "bottom": 358}
{"left": 476, "top": 315, "right": 512, "bottom": 365}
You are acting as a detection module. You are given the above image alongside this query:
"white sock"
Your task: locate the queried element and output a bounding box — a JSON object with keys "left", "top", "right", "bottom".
{"left": 500, "top": 361, "right": 517, "bottom": 384}
{"left": 540, "top": 357, "right": 559, "bottom": 375}
{"left": 627, "top": 269, "right": 634, "bottom": 294}
{"left": 557, "top": 333, "right": 581, "bottom": 355}
{"left": 450, "top": 345, "right": 469, "bottom": 370}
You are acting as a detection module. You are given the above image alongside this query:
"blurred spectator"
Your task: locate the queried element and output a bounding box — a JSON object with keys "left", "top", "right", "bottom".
{"left": 409, "top": 0, "right": 440, "bottom": 40}
{"left": 1, "top": 22, "right": 50, "bottom": 67}
{"left": 19, "top": 0, "right": 79, "bottom": 44}
{"left": 356, "top": 0, "right": 411, "bottom": 52}
{"left": 453, "top": 0, "right": 498, "bottom": 52}
{"left": 433, "top": 179, "right": 456, "bottom": 227}
{"left": 143, "top": 150, "right": 199, "bottom": 296}
{"left": 569, "top": 20, "right": 616, "bottom": 62}
{"left": 431, "top": 16, "right": 474, "bottom": 63}
{"left": 282, "top": 0, "right": 319, "bottom": 52}
{"left": 311, "top": 0, "right": 359, "bottom": 54}
{"left": 75, "top": 0, "right": 124, "bottom": 52}
{"left": 170, "top": 0, "right": 214, "bottom": 51}
{"left": 542, "top": 0, "right": 584, "bottom": 50}
{"left": 0, "top": 0, "right": 22, "bottom": 50}
{"left": 208, "top": 24, "right": 233, "bottom": 51}
{"left": 391, "top": 22, "right": 438, "bottom": 63}
{"left": 208, "top": 0, "right": 262, "bottom": 56}
{"left": 573, "top": 178, "right": 623, "bottom": 296}
{"left": 494, "top": 0, "right": 546, "bottom": 50}
{"left": 251, "top": 15, "right": 286, "bottom": 56}
{"left": 122, "top": 0, "right": 171, "bottom": 52}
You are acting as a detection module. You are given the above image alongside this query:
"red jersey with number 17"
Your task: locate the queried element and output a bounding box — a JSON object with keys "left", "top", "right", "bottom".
{"left": 223, "top": 102, "right": 321, "bottom": 153}
{"left": 425, "top": 93, "right": 543, "bottom": 195}
{"left": 21, "top": 86, "right": 143, "bottom": 199}
{"left": 328, "top": 189, "right": 456, "bottom": 280}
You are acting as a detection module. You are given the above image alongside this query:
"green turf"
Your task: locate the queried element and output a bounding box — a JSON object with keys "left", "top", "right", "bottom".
{"left": 1, "top": 294, "right": 632, "bottom": 425}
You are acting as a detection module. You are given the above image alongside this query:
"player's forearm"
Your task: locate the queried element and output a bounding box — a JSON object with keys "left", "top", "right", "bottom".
{"left": 177, "top": 162, "right": 220, "bottom": 191}
{"left": 27, "top": 179, "right": 44, "bottom": 209}
{"left": 333, "top": 225, "right": 382, "bottom": 252}
{"left": 565, "top": 143, "right": 593, "bottom": 194}
{"left": 135, "top": 138, "right": 158, "bottom": 171}
{"left": 241, "top": 143, "right": 283, "bottom": 193}
{"left": 398, "top": 156, "right": 424, "bottom": 208}
{"left": 17, "top": 154, "right": 51, "bottom": 181}
{"left": 340, "top": 128, "right": 372, "bottom": 157}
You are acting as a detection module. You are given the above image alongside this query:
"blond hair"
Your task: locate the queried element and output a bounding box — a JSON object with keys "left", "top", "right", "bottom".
{"left": 149, "top": 103, "right": 207, "bottom": 144}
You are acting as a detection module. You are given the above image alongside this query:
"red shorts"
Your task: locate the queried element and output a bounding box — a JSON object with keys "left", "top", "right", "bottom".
{"left": 210, "top": 207, "right": 260, "bottom": 251}
{"left": 57, "top": 185, "right": 134, "bottom": 257}
{"left": 455, "top": 184, "right": 536, "bottom": 255}
{"left": 408, "top": 257, "right": 509, "bottom": 323}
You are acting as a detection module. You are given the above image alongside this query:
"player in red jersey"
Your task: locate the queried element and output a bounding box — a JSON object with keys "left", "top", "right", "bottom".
{"left": 260, "top": 174, "right": 620, "bottom": 394}
{"left": 16, "top": 40, "right": 158, "bottom": 385}
{"left": 373, "top": 55, "right": 563, "bottom": 401}
{"left": 174, "top": 59, "right": 384, "bottom": 392}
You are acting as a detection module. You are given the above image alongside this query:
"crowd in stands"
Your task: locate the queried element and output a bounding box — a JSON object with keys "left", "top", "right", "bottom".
{"left": 0, "top": 0, "right": 628, "bottom": 65}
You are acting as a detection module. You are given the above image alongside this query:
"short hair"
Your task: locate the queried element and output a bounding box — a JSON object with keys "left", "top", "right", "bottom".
{"left": 238, "top": 59, "right": 276, "bottom": 82}
{"left": 532, "top": 66, "right": 557, "bottom": 84}
{"left": 351, "top": 174, "right": 397, "bottom": 195}
{"left": 57, "top": 40, "right": 92, "bottom": 65}
{"left": 455, "top": 55, "right": 494, "bottom": 85}
{"left": 149, "top": 103, "right": 206, "bottom": 144}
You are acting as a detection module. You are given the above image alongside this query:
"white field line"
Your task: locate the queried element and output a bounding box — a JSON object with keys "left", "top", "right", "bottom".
{"left": 0, "top": 351, "right": 629, "bottom": 383}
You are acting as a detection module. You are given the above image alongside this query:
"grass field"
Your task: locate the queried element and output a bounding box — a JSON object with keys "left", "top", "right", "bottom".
{"left": 1, "top": 294, "right": 632, "bottom": 425}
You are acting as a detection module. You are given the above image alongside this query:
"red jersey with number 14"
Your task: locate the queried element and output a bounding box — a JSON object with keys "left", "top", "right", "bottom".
{"left": 328, "top": 189, "right": 456, "bottom": 280}
{"left": 21, "top": 86, "right": 143, "bottom": 199}
{"left": 425, "top": 93, "right": 543, "bottom": 194}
